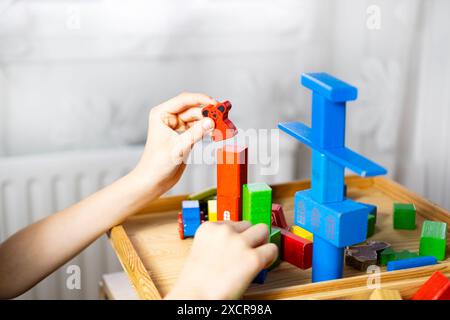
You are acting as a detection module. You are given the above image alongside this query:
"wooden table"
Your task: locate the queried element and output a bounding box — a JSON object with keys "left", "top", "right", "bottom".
{"left": 108, "top": 176, "right": 450, "bottom": 299}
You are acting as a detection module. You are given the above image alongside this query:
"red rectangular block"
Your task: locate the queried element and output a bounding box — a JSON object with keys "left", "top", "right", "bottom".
{"left": 412, "top": 271, "right": 450, "bottom": 300}
{"left": 217, "top": 145, "right": 248, "bottom": 197}
{"left": 217, "top": 195, "right": 241, "bottom": 221}
{"left": 271, "top": 203, "right": 289, "bottom": 230}
{"left": 280, "top": 228, "right": 312, "bottom": 269}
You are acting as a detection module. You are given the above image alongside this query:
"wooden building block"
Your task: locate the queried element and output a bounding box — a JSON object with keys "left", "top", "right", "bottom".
{"left": 202, "top": 100, "right": 238, "bottom": 142}
{"left": 393, "top": 203, "right": 416, "bottom": 230}
{"left": 345, "top": 241, "right": 390, "bottom": 271}
{"left": 412, "top": 271, "right": 450, "bottom": 300}
{"left": 386, "top": 256, "right": 437, "bottom": 271}
{"left": 187, "top": 186, "right": 217, "bottom": 201}
{"left": 419, "top": 220, "right": 447, "bottom": 261}
{"left": 217, "top": 145, "right": 248, "bottom": 197}
{"left": 290, "top": 225, "right": 313, "bottom": 241}
{"left": 207, "top": 199, "right": 217, "bottom": 222}
{"left": 252, "top": 269, "right": 268, "bottom": 284}
{"left": 243, "top": 183, "right": 272, "bottom": 231}
{"left": 367, "top": 214, "right": 376, "bottom": 238}
{"left": 380, "top": 248, "right": 419, "bottom": 266}
{"left": 280, "top": 228, "right": 313, "bottom": 269}
{"left": 181, "top": 200, "right": 201, "bottom": 237}
{"left": 369, "top": 289, "right": 402, "bottom": 300}
{"left": 269, "top": 227, "right": 282, "bottom": 270}
{"left": 217, "top": 195, "right": 240, "bottom": 221}
{"left": 271, "top": 203, "right": 289, "bottom": 230}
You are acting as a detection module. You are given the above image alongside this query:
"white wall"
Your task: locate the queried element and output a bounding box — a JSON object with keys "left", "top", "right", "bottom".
{"left": 0, "top": 0, "right": 449, "bottom": 299}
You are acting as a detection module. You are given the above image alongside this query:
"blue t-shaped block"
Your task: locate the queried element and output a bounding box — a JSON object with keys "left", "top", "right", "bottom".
{"left": 278, "top": 72, "right": 387, "bottom": 282}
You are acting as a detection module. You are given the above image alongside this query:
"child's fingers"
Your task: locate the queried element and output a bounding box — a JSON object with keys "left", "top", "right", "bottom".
{"left": 175, "top": 118, "right": 214, "bottom": 159}
{"left": 240, "top": 223, "right": 270, "bottom": 248}
{"left": 177, "top": 107, "right": 204, "bottom": 124}
{"left": 215, "top": 220, "right": 252, "bottom": 233}
{"left": 162, "top": 93, "right": 216, "bottom": 114}
{"left": 254, "top": 243, "right": 278, "bottom": 269}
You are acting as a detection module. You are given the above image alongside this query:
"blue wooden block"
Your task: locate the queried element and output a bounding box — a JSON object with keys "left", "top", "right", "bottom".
{"left": 301, "top": 73, "right": 358, "bottom": 102}
{"left": 312, "top": 236, "right": 345, "bottom": 282}
{"left": 278, "top": 122, "right": 387, "bottom": 177}
{"left": 294, "top": 190, "right": 369, "bottom": 247}
{"left": 386, "top": 256, "right": 437, "bottom": 271}
{"left": 311, "top": 151, "right": 344, "bottom": 203}
{"left": 252, "top": 269, "right": 268, "bottom": 284}
{"left": 182, "top": 200, "right": 201, "bottom": 237}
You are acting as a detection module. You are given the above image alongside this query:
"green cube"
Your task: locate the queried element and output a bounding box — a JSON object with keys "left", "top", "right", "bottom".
{"left": 268, "top": 227, "right": 282, "bottom": 270}
{"left": 243, "top": 183, "right": 272, "bottom": 231}
{"left": 419, "top": 220, "right": 447, "bottom": 261}
{"left": 367, "top": 214, "right": 376, "bottom": 238}
{"left": 393, "top": 203, "right": 416, "bottom": 230}
{"left": 380, "top": 248, "right": 418, "bottom": 266}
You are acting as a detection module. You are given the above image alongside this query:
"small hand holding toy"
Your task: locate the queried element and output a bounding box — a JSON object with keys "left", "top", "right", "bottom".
{"left": 202, "top": 100, "right": 237, "bottom": 141}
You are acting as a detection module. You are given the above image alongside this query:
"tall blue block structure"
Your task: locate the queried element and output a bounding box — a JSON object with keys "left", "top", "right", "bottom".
{"left": 279, "top": 73, "right": 387, "bottom": 282}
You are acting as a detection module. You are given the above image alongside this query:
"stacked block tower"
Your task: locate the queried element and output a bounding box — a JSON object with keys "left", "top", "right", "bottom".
{"left": 279, "top": 73, "right": 387, "bottom": 282}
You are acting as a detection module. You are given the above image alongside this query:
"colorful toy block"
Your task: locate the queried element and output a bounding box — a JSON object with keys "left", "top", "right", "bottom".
{"left": 177, "top": 212, "right": 184, "bottom": 240}
{"left": 217, "top": 195, "right": 240, "bottom": 221}
{"left": 393, "top": 203, "right": 416, "bottom": 230}
{"left": 207, "top": 199, "right": 217, "bottom": 222}
{"left": 367, "top": 214, "right": 376, "bottom": 238}
{"left": 252, "top": 269, "right": 268, "bottom": 284}
{"left": 345, "top": 241, "right": 390, "bottom": 271}
{"left": 269, "top": 227, "right": 282, "bottom": 270}
{"left": 243, "top": 183, "right": 272, "bottom": 231}
{"left": 279, "top": 72, "right": 387, "bottom": 282}
{"left": 181, "top": 200, "right": 202, "bottom": 238}
{"left": 290, "top": 225, "right": 313, "bottom": 241}
{"left": 380, "top": 248, "right": 419, "bottom": 266}
{"left": 187, "top": 186, "right": 217, "bottom": 201}
{"left": 386, "top": 256, "right": 437, "bottom": 271}
{"left": 412, "top": 271, "right": 450, "bottom": 300}
{"left": 419, "top": 220, "right": 447, "bottom": 261}
{"left": 202, "top": 100, "right": 237, "bottom": 141}
{"left": 280, "top": 228, "right": 313, "bottom": 269}
{"left": 369, "top": 289, "right": 402, "bottom": 300}
{"left": 271, "top": 203, "right": 289, "bottom": 230}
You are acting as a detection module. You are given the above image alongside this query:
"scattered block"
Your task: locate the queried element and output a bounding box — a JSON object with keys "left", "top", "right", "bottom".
{"left": 380, "top": 248, "right": 418, "bottom": 266}
{"left": 280, "top": 228, "right": 313, "bottom": 269}
{"left": 271, "top": 203, "right": 288, "bottom": 230}
{"left": 345, "top": 241, "right": 390, "bottom": 271}
{"left": 252, "top": 269, "right": 268, "bottom": 284}
{"left": 243, "top": 183, "right": 272, "bottom": 231}
{"left": 367, "top": 214, "right": 376, "bottom": 238}
{"left": 269, "top": 228, "right": 282, "bottom": 270}
{"left": 202, "top": 100, "right": 237, "bottom": 141}
{"left": 412, "top": 271, "right": 450, "bottom": 300}
{"left": 419, "top": 220, "right": 447, "bottom": 261}
{"left": 369, "top": 289, "right": 402, "bottom": 300}
{"left": 207, "top": 199, "right": 217, "bottom": 222}
{"left": 290, "top": 225, "right": 313, "bottom": 241}
{"left": 177, "top": 212, "right": 184, "bottom": 240}
{"left": 217, "top": 195, "right": 240, "bottom": 221}
{"left": 181, "top": 200, "right": 202, "bottom": 238}
{"left": 393, "top": 203, "right": 416, "bottom": 230}
{"left": 187, "top": 186, "right": 217, "bottom": 201}
{"left": 386, "top": 256, "right": 437, "bottom": 271}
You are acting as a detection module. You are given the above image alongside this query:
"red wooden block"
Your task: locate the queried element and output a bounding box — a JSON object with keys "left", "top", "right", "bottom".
{"left": 217, "top": 145, "right": 248, "bottom": 197}
{"left": 217, "top": 195, "right": 241, "bottom": 221}
{"left": 271, "top": 203, "right": 289, "bottom": 230}
{"left": 177, "top": 212, "right": 184, "bottom": 240}
{"left": 202, "top": 100, "right": 237, "bottom": 141}
{"left": 412, "top": 271, "right": 450, "bottom": 300}
{"left": 280, "top": 228, "right": 313, "bottom": 269}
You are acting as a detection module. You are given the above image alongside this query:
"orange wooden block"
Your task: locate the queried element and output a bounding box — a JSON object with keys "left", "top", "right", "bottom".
{"left": 217, "top": 145, "right": 248, "bottom": 197}
{"left": 217, "top": 195, "right": 241, "bottom": 221}
{"left": 412, "top": 271, "right": 450, "bottom": 300}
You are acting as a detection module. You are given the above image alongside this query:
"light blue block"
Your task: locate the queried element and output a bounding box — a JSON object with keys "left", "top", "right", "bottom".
{"left": 182, "top": 200, "right": 201, "bottom": 237}
{"left": 301, "top": 73, "right": 358, "bottom": 102}
{"left": 386, "top": 256, "right": 437, "bottom": 271}
{"left": 311, "top": 151, "right": 344, "bottom": 203}
{"left": 312, "top": 236, "right": 344, "bottom": 282}
{"left": 294, "top": 190, "right": 369, "bottom": 247}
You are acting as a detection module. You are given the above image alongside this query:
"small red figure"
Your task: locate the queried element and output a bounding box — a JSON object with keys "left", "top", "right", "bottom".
{"left": 202, "top": 100, "right": 237, "bottom": 141}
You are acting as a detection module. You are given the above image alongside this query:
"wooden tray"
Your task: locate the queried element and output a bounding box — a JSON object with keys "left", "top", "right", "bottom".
{"left": 109, "top": 176, "right": 450, "bottom": 300}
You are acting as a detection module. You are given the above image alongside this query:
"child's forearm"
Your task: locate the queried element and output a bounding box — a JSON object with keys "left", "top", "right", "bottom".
{"left": 0, "top": 170, "right": 161, "bottom": 299}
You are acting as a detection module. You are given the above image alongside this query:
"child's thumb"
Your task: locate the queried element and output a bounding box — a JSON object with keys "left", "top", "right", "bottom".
{"left": 176, "top": 118, "right": 214, "bottom": 160}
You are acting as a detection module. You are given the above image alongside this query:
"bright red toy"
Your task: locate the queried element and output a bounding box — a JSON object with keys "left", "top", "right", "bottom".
{"left": 202, "top": 100, "right": 237, "bottom": 141}
{"left": 280, "top": 228, "right": 313, "bottom": 269}
{"left": 412, "top": 271, "right": 450, "bottom": 300}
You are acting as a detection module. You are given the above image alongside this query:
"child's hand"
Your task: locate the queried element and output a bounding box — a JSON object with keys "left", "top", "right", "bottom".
{"left": 132, "top": 93, "right": 216, "bottom": 194}
{"left": 165, "top": 221, "right": 278, "bottom": 300}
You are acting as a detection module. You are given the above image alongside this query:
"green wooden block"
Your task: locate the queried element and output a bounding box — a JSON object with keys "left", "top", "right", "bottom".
{"left": 187, "top": 186, "right": 217, "bottom": 201}
{"left": 393, "top": 203, "right": 416, "bottom": 230}
{"left": 380, "top": 248, "right": 418, "bottom": 266}
{"left": 367, "top": 214, "right": 376, "bottom": 238}
{"left": 419, "top": 220, "right": 447, "bottom": 261}
{"left": 268, "top": 227, "right": 282, "bottom": 270}
{"left": 243, "top": 183, "right": 272, "bottom": 231}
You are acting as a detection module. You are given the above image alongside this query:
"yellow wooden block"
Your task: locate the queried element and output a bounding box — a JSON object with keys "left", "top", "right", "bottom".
{"left": 208, "top": 200, "right": 217, "bottom": 222}
{"left": 290, "top": 225, "right": 313, "bottom": 241}
{"left": 369, "top": 289, "right": 402, "bottom": 300}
